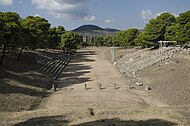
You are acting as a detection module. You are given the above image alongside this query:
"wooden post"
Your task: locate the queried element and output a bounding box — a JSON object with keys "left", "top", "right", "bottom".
{"left": 85, "top": 83, "right": 87, "bottom": 90}
{"left": 17, "top": 47, "right": 24, "bottom": 60}
{"left": 99, "top": 84, "right": 102, "bottom": 90}
{"left": 114, "top": 83, "right": 116, "bottom": 89}
{"left": 0, "top": 45, "right": 6, "bottom": 65}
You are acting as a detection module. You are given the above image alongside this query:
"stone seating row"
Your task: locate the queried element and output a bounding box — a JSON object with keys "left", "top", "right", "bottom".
{"left": 35, "top": 51, "right": 55, "bottom": 64}
{"left": 38, "top": 51, "right": 60, "bottom": 59}
{"left": 36, "top": 52, "right": 72, "bottom": 80}
{"left": 117, "top": 50, "right": 145, "bottom": 66}
{"left": 117, "top": 47, "right": 180, "bottom": 78}
{"left": 41, "top": 54, "right": 72, "bottom": 80}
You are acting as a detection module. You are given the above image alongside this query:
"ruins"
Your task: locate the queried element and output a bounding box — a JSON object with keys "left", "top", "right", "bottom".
{"left": 111, "top": 42, "right": 181, "bottom": 89}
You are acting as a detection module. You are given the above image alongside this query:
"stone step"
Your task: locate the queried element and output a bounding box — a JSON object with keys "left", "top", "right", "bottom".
{"left": 45, "top": 55, "right": 68, "bottom": 74}
{"left": 47, "top": 55, "right": 70, "bottom": 76}
{"left": 53, "top": 55, "right": 72, "bottom": 80}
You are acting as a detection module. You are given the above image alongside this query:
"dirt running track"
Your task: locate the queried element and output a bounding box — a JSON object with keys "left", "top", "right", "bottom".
{"left": 42, "top": 47, "right": 168, "bottom": 110}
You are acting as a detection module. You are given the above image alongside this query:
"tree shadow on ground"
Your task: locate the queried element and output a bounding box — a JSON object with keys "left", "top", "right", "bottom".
{"left": 3, "top": 52, "right": 42, "bottom": 72}
{"left": 13, "top": 115, "right": 70, "bottom": 126}
{"left": 62, "top": 70, "right": 91, "bottom": 77}
{"left": 67, "top": 63, "right": 92, "bottom": 71}
{"left": 57, "top": 50, "right": 96, "bottom": 88}
{"left": 0, "top": 52, "right": 51, "bottom": 96}
{"left": 57, "top": 63, "right": 93, "bottom": 88}
{"left": 70, "top": 49, "right": 96, "bottom": 63}
{"left": 0, "top": 52, "right": 52, "bottom": 112}
{"left": 0, "top": 79, "right": 48, "bottom": 97}
{"left": 72, "top": 118, "right": 177, "bottom": 126}
{"left": 76, "top": 49, "right": 96, "bottom": 56}
{"left": 70, "top": 55, "right": 96, "bottom": 63}
{"left": 0, "top": 71, "right": 51, "bottom": 91}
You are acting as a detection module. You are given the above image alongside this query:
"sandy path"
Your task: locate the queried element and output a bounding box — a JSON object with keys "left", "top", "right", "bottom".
{"left": 42, "top": 47, "right": 168, "bottom": 111}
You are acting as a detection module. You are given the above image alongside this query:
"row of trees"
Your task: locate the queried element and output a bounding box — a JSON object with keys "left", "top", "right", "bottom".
{"left": 90, "top": 28, "right": 139, "bottom": 47}
{"left": 92, "top": 10, "right": 190, "bottom": 47}
{"left": 1, "top": 10, "right": 189, "bottom": 64}
{"left": 0, "top": 12, "right": 81, "bottom": 65}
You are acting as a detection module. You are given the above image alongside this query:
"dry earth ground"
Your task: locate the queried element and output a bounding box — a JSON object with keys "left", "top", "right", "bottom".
{"left": 0, "top": 51, "right": 51, "bottom": 112}
{"left": 0, "top": 47, "right": 190, "bottom": 125}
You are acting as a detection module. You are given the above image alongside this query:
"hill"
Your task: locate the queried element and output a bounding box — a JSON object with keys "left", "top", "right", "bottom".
{"left": 104, "top": 28, "right": 120, "bottom": 32}
{"left": 73, "top": 25, "right": 104, "bottom": 32}
{"left": 72, "top": 24, "right": 120, "bottom": 37}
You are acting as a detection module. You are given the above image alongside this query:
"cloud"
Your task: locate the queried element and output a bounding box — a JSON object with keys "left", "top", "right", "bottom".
{"left": 133, "top": 26, "right": 144, "bottom": 29}
{"left": 156, "top": 11, "right": 179, "bottom": 17}
{"left": 156, "top": 11, "right": 167, "bottom": 17}
{"left": 31, "top": 0, "right": 91, "bottom": 19}
{"left": 173, "top": 13, "right": 179, "bottom": 17}
{"left": 34, "top": 14, "right": 40, "bottom": 17}
{"left": 0, "top": 0, "right": 13, "bottom": 6}
{"left": 141, "top": 8, "right": 153, "bottom": 21}
{"left": 141, "top": 9, "right": 179, "bottom": 22}
{"left": 84, "top": 16, "right": 96, "bottom": 21}
{"left": 105, "top": 19, "right": 115, "bottom": 24}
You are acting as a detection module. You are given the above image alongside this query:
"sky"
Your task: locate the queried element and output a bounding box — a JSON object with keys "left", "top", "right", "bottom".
{"left": 0, "top": 0, "right": 190, "bottom": 30}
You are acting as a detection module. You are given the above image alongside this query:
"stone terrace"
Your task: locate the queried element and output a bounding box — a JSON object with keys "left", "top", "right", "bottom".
{"left": 115, "top": 47, "right": 181, "bottom": 86}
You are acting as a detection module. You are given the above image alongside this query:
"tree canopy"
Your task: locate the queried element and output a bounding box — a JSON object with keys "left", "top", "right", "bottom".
{"left": 135, "top": 12, "right": 176, "bottom": 47}
{"left": 0, "top": 12, "right": 22, "bottom": 64}
{"left": 112, "top": 28, "right": 139, "bottom": 47}
{"left": 0, "top": 12, "right": 21, "bottom": 47}
{"left": 0, "top": 12, "right": 68, "bottom": 65}
{"left": 21, "top": 16, "right": 51, "bottom": 49}
{"left": 60, "top": 31, "right": 81, "bottom": 52}
{"left": 165, "top": 10, "right": 190, "bottom": 44}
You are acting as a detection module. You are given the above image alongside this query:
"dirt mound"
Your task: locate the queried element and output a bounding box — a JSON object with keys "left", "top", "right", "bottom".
{"left": 138, "top": 52, "right": 190, "bottom": 106}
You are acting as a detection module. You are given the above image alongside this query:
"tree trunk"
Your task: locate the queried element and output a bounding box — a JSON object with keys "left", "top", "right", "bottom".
{"left": 0, "top": 45, "right": 7, "bottom": 65}
{"left": 12, "top": 45, "right": 16, "bottom": 53}
{"left": 66, "top": 48, "right": 68, "bottom": 53}
{"left": 7, "top": 46, "right": 10, "bottom": 53}
{"left": 17, "top": 47, "right": 24, "bottom": 60}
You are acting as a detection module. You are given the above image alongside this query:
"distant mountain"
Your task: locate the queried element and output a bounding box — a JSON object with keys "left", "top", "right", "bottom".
{"left": 73, "top": 25, "right": 104, "bottom": 32}
{"left": 104, "top": 28, "right": 120, "bottom": 32}
{"left": 72, "top": 24, "right": 120, "bottom": 37}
